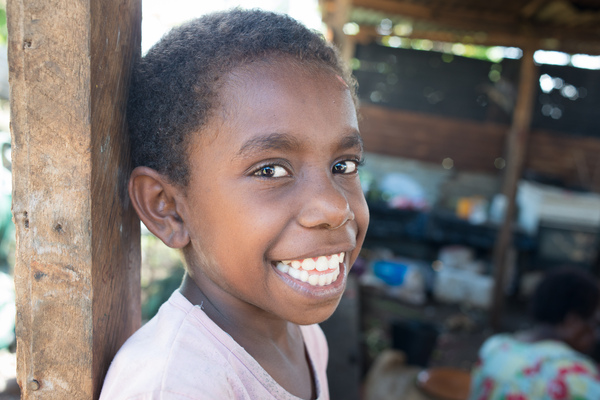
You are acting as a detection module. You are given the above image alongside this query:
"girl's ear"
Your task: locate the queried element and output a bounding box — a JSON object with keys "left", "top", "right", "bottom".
{"left": 128, "top": 166, "right": 190, "bottom": 248}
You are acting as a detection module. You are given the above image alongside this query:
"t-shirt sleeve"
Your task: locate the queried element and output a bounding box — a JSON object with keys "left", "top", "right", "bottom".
{"left": 100, "top": 368, "right": 236, "bottom": 400}
{"left": 99, "top": 347, "right": 237, "bottom": 400}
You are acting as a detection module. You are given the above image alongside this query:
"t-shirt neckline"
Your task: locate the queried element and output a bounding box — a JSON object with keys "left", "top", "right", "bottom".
{"left": 171, "top": 289, "right": 322, "bottom": 400}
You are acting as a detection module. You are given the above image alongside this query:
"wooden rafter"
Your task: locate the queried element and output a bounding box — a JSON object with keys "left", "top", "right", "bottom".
{"left": 352, "top": 24, "right": 600, "bottom": 55}
{"left": 340, "top": 0, "right": 600, "bottom": 54}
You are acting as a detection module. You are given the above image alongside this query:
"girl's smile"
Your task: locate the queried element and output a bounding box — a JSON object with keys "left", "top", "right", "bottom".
{"left": 177, "top": 57, "right": 369, "bottom": 327}
{"left": 275, "top": 252, "right": 345, "bottom": 286}
{"left": 272, "top": 252, "right": 348, "bottom": 301}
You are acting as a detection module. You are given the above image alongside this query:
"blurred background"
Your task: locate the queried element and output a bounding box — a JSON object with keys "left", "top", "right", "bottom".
{"left": 2, "top": 0, "right": 600, "bottom": 399}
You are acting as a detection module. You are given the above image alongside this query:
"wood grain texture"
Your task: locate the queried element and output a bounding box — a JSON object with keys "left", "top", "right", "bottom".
{"left": 359, "top": 104, "right": 507, "bottom": 173}
{"left": 359, "top": 103, "right": 600, "bottom": 192}
{"left": 491, "top": 48, "right": 538, "bottom": 330}
{"left": 7, "top": 0, "right": 142, "bottom": 398}
{"left": 347, "top": 0, "right": 600, "bottom": 55}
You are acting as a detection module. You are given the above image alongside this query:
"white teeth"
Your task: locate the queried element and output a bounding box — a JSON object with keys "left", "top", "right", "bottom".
{"left": 302, "top": 258, "right": 316, "bottom": 271}
{"left": 300, "top": 270, "right": 309, "bottom": 282}
{"left": 276, "top": 262, "right": 289, "bottom": 273}
{"left": 288, "top": 267, "right": 301, "bottom": 280}
{"left": 315, "top": 257, "right": 329, "bottom": 271}
{"left": 279, "top": 267, "right": 340, "bottom": 287}
{"left": 275, "top": 252, "right": 345, "bottom": 287}
{"left": 329, "top": 254, "right": 339, "bottom": 269}
{"left": 318, "top": 275, "right": 327, "bottom": 286}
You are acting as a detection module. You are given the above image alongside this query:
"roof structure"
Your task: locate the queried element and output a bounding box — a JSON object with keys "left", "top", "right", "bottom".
{"left": 323, "top": 0, "right": 600, "bottom": 55}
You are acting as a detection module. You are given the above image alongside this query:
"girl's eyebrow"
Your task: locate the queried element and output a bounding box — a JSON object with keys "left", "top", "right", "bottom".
{"left": 235, "top": 133, "right": 301, "bottom": 160}
{"left": 340, "top": 130, "right": 364, "bottom": 152}
{"left": 233, "top": 130, "right": 364, "bottom": 160}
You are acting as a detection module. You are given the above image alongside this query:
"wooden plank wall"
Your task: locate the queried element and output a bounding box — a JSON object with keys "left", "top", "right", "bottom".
{"left": 359, "top": 104, "right": 507, "bottom": 173}
{"left": 528, "top": 132, "right": 600, "bottom": 192}
{"left": 359, "top": 103, "right": 600, "bottom": 192}
{"left": 7, "top": 0, "right": 142, "bottom": 398}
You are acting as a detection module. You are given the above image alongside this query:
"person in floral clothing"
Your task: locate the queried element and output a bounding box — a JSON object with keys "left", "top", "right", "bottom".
{"left": 469, "top": 267, "right": 600, "bottom": 400}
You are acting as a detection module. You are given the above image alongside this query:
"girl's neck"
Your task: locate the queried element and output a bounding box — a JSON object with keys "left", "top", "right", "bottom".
{"left": 179, "top": 273, "right": 315, "bottom": 399}
{"left": 179, "top": 272, "right": 291, "bottom": 344}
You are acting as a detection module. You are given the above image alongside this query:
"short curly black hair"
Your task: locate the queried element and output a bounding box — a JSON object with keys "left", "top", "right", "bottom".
{"left": 127, "top": 8, "right": 356, "bottom": 186}
{"left": 530, "top": 267, "right": 599, "bottom": 325}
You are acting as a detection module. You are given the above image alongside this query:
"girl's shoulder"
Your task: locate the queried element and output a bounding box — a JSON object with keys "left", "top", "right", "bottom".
{"left": 480, "top": 333, "right": 521, "bottom": 355}
{"left": 480, "top": 333, "right": 578, "bottom": 358}
{"left": 100, "top": 290, "right": 237, "bottom": 400}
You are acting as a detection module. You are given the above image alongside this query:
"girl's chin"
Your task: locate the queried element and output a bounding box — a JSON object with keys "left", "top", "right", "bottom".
{"left": 284, "top": 302, "right": 342, "bottom": 326}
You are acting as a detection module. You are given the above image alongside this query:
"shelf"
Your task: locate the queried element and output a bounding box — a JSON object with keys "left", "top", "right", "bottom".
{"left": 366, "top": 202, "right": 536, "bottom": 251}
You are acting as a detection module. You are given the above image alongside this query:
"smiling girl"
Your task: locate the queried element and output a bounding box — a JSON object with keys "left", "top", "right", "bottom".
{"left": 100, "top": 9, "right": 369, "bottom": 400}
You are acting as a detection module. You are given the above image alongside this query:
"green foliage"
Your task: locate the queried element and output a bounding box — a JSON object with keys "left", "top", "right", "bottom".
{"left": 141, "top": 266, "right": 185, "bottom": 321}
{"left": 0, "top": 1, "right": 6, "bottom": 45}
{"left": 140, "top": 233, "right": 186, "bottom": 321}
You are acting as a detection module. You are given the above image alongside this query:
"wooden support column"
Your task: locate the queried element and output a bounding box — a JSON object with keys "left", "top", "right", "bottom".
{"left": 321, "top": 0, "right": 355, "bottom": 63}
{"left": 7, "top": 0, "right": 142, "bottom": 398}
{"left": 490, "top": 47, "right": 538, "bottom": 330}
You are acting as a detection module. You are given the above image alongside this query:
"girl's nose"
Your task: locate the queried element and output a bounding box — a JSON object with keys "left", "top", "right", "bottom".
{"left": 297, "top": 177, "right": 355, "bottom": 230}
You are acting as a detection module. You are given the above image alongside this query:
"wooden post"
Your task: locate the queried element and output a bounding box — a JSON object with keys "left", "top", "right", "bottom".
{"left": 7, "top": 0, "right": 142, "bottom": 398}
{"left": 490, "top": 46, "right": 538, "bottom": 330}
{"left": 321, "top": 0, "right": 355, "bottom": 63}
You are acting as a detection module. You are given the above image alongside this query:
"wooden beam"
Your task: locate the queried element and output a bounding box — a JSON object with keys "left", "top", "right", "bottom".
{"left": 526, "top": 131, "right": 600, "bottom": 191}
{"left": 360, "top": 0, "right": 530, "bottom": 26}
{"left": 352, "top": 0, "right": 434, "bottom": 20}
{"left": 321, "top": 0, "right": 355, "bottom": 62}
{"left": 349, "top": 1, "right": 600, "bottom": 55}
{"left": 352, "top": 23, "right": 600, "bottom": 56}
{"left": 358, "top": 105, "right": 506, "bottom": 173}
{"left": 490, "top": 47, "right": 538, "bottom": 331}
{"left": 7, "top": 0, "right": 142, "bottom": 398}
{"left": 359, "top": 104, "right": 600, "bottom": 192}
{"left": 353, "top": 25, "right": 540, "bottom": 50}
{"left": 521, "top": 0, "right": 552, "bottom": 19}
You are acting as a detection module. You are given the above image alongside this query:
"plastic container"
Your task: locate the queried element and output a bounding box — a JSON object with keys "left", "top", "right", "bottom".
{"left": 373, "top": 260, "right": 409, "bottom": 286}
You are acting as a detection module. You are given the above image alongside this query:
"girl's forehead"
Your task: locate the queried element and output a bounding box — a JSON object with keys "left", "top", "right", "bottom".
{"left": 195, "top": 58, "right": 358, "bottom": 153}
{"left": 217, "top": 59, "right": 351, "bottom": 116}
{"left": 225, "top": 56, "right": 343, "bottom": 92}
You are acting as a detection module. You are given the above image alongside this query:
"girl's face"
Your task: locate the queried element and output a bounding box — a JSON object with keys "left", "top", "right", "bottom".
{"left": 179, "top": 59, "right": 369, "bottom": 325}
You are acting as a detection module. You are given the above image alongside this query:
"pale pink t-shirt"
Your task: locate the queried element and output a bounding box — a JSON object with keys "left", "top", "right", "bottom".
{"left": 100, "top": 290, "right": 329, "bottom": 400}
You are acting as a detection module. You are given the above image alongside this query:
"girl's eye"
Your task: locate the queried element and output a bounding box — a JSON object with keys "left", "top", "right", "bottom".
{"left": 332, "top": 160, "right": 358, "bottom": 174}
{"left": 254, "top": 165, "right": 289, "bottom": 178}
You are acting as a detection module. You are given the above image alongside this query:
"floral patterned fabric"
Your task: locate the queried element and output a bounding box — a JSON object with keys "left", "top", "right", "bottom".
{"left": 469, "top": 334, "right": 600, "bottom": 400}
